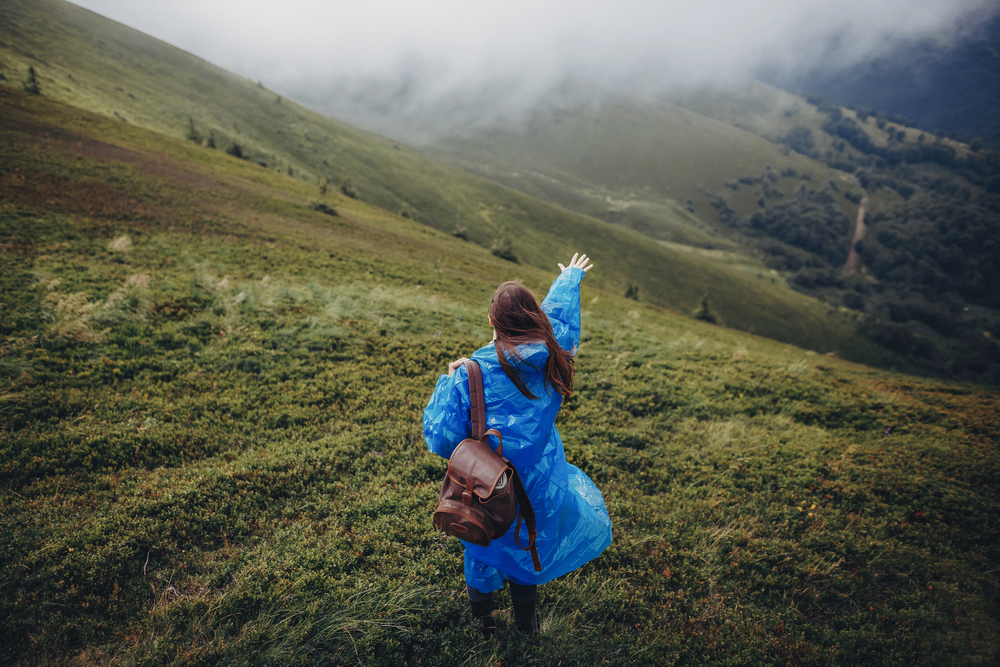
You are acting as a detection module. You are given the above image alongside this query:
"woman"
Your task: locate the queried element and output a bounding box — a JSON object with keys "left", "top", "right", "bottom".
{"left": 423, "top": 253, "right": 613, "bottom": 636}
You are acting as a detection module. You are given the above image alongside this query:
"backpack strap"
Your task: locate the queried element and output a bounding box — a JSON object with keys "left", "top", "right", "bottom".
{"left": 510, "top": 467, "right": 542, "bottom": 572}
{"left": 481, "top": 428, "right": 504, "bottom": 457}
{"left": 464, "top": 359, "right": 487, "bottom": 441}
{"left": 465, "top": 359, "right": 541, "bottom": 571}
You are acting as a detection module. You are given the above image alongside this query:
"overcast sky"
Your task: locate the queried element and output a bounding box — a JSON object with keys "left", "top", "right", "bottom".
{"left": 72, "top": 0, "right": 996, "bottom": 136}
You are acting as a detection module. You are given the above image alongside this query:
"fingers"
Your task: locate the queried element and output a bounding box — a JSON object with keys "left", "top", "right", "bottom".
{"left": 561, "top": 253, "right": 594, "bottom": 273}
{"left": 447, "top": 357, "right": 469, "bottom": 376}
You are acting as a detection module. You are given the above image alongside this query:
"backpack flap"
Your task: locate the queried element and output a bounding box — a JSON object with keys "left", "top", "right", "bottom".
{"left": 447, "top": 437, "right": 511, "bottom": 502}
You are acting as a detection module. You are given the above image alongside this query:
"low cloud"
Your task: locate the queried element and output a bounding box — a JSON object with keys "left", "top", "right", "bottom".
{"left": 75, "top": 0, "right": 996, "bottom": 138}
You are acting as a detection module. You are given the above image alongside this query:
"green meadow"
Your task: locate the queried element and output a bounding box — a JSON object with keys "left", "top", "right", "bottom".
{"left": 1, "top": 84, "right": 999, "bottom": 667}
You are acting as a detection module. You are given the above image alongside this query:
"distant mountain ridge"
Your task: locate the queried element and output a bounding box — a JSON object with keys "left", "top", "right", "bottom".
{"left": 761, "top": 10, "right": 1000, "bottom": 147}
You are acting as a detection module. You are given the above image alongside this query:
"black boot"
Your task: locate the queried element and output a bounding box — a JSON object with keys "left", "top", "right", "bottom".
{"left": 469, "top": 598, "right": 497, "bottom": 638}
{"left": 512, "top": 600, "right": 538, "bottom": 635}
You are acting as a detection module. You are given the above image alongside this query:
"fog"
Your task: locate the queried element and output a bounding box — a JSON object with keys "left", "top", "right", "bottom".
{"left": 73, "top": 0, "right": 996, "bottom": 140}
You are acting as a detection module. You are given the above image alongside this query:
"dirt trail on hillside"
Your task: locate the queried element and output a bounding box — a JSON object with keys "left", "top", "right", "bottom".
{"left": 843, "top": 196, "right": 867, "bottom": 274}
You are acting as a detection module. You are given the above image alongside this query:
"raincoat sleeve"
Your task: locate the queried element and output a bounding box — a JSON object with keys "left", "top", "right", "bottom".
{"left": 423, "top": 363, "right": 472, "bottom": 460}
{"left": 541, "top": 267, "right": 584, "bottom": 354}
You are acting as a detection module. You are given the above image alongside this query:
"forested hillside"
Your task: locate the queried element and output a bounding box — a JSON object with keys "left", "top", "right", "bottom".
{"left": 425, "top": 97, "right": 848, "bottom": 245}
{"left": 748, "top": 96, "right": 1000, "bottom": 383}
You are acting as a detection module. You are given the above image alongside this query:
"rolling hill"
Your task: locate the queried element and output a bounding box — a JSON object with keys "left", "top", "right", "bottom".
{"left": 1, "top": 82, "right": 998, "bottom": 666}
{"left": 0, "top": 0, "right": 881, "bottom": 361}
{"left": 425, "top": 93, "right": 856, "bottom": 242}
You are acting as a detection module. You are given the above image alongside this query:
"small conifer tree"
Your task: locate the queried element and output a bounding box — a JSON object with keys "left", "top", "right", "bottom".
{"left": 490, "top": 229, "right": 518, "bottom": 263}
{"left": 692, "top": 295, "right": 721, "bottom": 325}
{"left": 340, "top": 178, "right": 358, "bottom": 199}
{"left": 23, "top": 66, "right": 40, "bottom": 95}
{"left": 206, "top": 131, "right": 216, "bottom": 149}
{"left": 186, "top": 117, "right": 201, "bottom": 143}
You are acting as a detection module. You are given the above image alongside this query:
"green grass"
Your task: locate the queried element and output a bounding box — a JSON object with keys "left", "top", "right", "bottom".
{"left": 1, "top": 84, "right": 999, "bottom": 666}
{"left": 0, "top": 0, "right": 885, "bottom": 363}
{"left": 426, "top": 95, "right": 853, "bottom": 237}
{"left": 674, "top": 81, "right": 842, "bottom": 152}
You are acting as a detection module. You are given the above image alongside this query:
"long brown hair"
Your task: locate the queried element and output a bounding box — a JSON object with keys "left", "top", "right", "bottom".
{"left": 488, "top": 281, "right": 574, "bottom": 399}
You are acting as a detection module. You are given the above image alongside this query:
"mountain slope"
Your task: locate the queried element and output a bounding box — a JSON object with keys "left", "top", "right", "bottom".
{"left": 425, "top": 95, "right": 856, "bottom": 243}
{"left": 3, "top": 83, "right": 999, "bottom": 666}
{"left": 0, "top": 0, "right": 878, "bottom": 360}
{"left": 671, "top": 80, "right": 1000, "bottom": 383}
{"left": 422, "top": 77, "right": 1000, "bottom": 384}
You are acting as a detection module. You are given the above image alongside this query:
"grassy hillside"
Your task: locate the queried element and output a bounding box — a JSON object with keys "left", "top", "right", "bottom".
{"left": 426, "top": 96, "right": 856, "bottom": 240}
{"left": 0, "top": 0, "right": 883, "bottom": 361}
{"left": 2, "top": 83, "right": 1000, "bottom": 666}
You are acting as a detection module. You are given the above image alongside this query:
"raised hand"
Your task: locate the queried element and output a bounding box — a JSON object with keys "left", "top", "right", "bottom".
{"left": 558, "top": 253, "right": 594, "bottom": 274}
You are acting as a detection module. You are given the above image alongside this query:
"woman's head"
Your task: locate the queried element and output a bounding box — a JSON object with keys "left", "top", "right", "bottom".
{"left": 488, "top": 281, "right": 574, "bottom": 399}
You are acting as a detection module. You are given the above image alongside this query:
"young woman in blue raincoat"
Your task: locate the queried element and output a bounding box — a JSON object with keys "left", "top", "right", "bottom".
{"left": 423, "top": 253, "right": 613, "bottom": 636}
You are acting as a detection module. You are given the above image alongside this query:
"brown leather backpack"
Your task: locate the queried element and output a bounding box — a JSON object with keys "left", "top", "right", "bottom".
{"left": 433, "top": 360, "right": 542, "bottom": 571}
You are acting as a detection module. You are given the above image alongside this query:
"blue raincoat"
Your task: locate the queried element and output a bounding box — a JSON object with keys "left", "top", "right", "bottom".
{"left": 423, "top": 267, "right": 613, "bottom": 592}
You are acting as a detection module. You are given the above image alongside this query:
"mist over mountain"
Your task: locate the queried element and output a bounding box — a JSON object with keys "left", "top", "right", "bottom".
{"left": 761, "top": 6, "right": 1000, "bottom": 147}
{"left": 71, "top": 0, "right": 994, "bottom": 144}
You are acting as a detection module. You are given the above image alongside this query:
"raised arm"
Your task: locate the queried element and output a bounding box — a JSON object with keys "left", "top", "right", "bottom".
{"left": 542, "top": 253, "right": 593, "bottom": 354}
